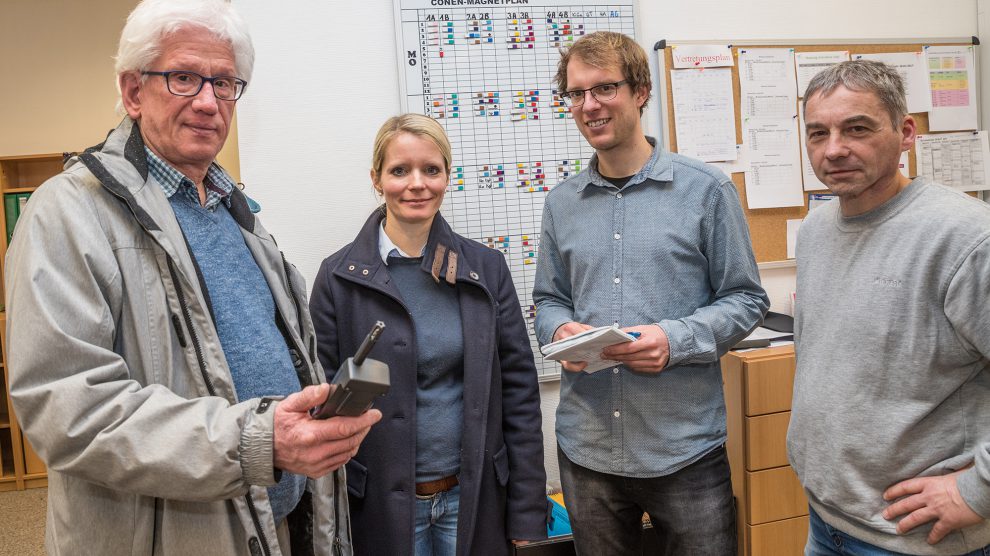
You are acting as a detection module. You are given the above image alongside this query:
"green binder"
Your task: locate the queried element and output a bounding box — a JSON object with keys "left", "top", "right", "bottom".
{"left": 4, "top": 192, "right": 32, "bottom": 244}
{"left": 4, "top": 193, "right": 18, "bottom": 244}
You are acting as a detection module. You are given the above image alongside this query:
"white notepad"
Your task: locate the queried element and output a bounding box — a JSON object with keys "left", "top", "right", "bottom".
{"left": 540, "top": 326, "right": 637, "bottom": 373}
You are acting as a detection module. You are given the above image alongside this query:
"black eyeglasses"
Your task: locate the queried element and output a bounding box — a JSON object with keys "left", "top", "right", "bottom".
{"left": 142, "top": 70, "right": 247, "bottom": 101}
{"left": 560, "top": 80, "right": 627, "bottom": 107}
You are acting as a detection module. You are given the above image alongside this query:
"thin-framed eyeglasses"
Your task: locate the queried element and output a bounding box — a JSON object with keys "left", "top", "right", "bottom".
{"left": 560, "top": 80, "right": 628, "bottom": 107}
{"left": 142, "top": 70, "right": 247, "bottom": 101}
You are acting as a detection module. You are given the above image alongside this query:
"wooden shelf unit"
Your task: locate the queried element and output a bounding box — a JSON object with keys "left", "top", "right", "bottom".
{"left": 0, "top": 344, "right": 18, "bottom": 492}
{"left": 0, "top": 312, "right": 22, "bottom": 493}
{"left": 1, "top": 420, "right": 15, "bottom": 473}
{"left": 721, "top": 345, "right": 808, "bottom": 556}
{"left": 0, "top": 154, "right": 64, "bottom": 190}
{"left": 0, "top": 153, "right": 63, "bottom": 491}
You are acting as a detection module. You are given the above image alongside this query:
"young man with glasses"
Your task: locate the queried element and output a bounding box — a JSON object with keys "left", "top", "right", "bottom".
{"left": 5, "top": 1, "right": 379, "bottom": 554}
{"left": 533, "top": 31, "right": 769, "bottom": 555}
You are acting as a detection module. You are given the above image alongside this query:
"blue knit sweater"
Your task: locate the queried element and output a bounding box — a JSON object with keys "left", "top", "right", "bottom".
{"left": 386, "top": 256, "right": 465, "bottom": 482}
{"left": 169, "top": 193, "right": 305, "bottom": 524}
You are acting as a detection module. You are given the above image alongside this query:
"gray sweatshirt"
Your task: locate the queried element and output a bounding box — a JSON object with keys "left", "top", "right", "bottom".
{"left": 787, "top": 177, "right": 990, "bottom": 554}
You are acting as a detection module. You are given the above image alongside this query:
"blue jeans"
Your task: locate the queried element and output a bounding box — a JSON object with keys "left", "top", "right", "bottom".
{"left": 414, "top": 484, "right": 460, "bottom": 556}
{"left": 558, "top": 444, "right": 736, "bottom": 555}
{"left": 807, "top": 506, "right": 990, "bottom": 556}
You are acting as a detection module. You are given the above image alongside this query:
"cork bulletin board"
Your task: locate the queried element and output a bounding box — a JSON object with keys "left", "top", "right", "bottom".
{"left": 655, "top": 38, "right": 978, "bottom": 263}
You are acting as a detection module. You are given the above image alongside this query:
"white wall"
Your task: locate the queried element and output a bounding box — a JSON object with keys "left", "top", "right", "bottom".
{"left": 234, "top": 0, "right": 979, "bottom": 485}
{"left": 234, "top": 1, "right": 401, "bottom": 274}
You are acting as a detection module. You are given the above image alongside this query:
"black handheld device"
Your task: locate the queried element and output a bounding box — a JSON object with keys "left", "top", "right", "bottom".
{"left": 310, "top": 321, "right": 390, "bottom": 419}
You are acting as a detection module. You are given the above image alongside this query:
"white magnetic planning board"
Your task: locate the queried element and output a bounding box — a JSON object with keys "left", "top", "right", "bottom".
{"left": 395, "top": 0, "right": 636, "bottom": 379}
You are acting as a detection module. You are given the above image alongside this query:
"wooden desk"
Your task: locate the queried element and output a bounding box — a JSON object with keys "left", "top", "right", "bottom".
{"left": 722, "top": 345, "right": 809, "bottom": 556}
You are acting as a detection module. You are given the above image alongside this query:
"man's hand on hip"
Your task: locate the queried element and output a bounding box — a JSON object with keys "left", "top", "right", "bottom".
{"left": 600, "top": 324, "right": 670, "bottom": 373}
{"left": 273, "top": 384, "right": 381, "bottom": 478}
{"left": 553, "top": 321, "right": 594, "bottom": 372}
{"left": 882, "top": 468, "right": 984, "bottom": 544}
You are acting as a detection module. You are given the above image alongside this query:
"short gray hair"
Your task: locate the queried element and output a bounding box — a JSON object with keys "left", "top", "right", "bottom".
{"left": 115, "top": 0, "right": 254, "bottom": 112}
{"left": 803, "top": 60, "right": 907, "bottom": 128}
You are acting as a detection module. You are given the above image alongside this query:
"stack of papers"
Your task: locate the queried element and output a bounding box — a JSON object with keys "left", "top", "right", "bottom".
{"left": 747, "top": 326, "right": 793, "bottom": 342}
{"left": 732, "top": 326, "right": 794, "bottom": 350}
{"left": 540, "top": 326, "right": 638, "bottom": 373}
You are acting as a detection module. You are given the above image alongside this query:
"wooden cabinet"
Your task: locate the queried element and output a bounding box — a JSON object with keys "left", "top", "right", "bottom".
{"left": 0, "top": 315, "right": 40, "bottom": 491}
{"left": 722, "top": 345, "right": 808, "bottom": 556}
{"left": 0, "top": 153, "right": 63, "bottom": 491}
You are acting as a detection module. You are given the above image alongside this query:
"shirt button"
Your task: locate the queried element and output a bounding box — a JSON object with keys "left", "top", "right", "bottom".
{"left": 613, "top": 277, "right": 620, "bottom": 284}
{"left": 616, "top": 192, "right": 623, "bottom": 199}
{"left": 614, "top": 233, "right": 621, "bottom": 240}
{"left": 613, "top": 367, "right": 619, "bottom": 374}
{"left": 613, "top": 410, "right": 621, "bottom": 417}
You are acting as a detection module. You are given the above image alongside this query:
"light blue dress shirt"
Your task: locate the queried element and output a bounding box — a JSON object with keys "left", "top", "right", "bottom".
{"left": 377, "top": 220, "right": 424, "bottom": 262}
{"left": 533, "top": 137, "right": 769, "bottom": 477}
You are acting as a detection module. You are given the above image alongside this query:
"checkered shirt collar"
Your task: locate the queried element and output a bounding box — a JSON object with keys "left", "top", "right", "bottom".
{"left": 145, "top": 147, "right": 235, "bottom": 210}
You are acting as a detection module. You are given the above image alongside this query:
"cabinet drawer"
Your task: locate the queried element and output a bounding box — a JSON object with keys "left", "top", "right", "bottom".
{"left": 744, "top": 357, "right": 795, "bottom": 416}
{"left": 745, "top": 466, "right": 807, "bottom": 524}
{"left": 748, "top": 514, "right": 809, "bottom": 556}
{"left": 745, "top": 412, "right": 791, "bottom": 470}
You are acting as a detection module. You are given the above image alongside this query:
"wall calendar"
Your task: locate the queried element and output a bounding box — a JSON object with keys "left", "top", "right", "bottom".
{"left": 395, "top": 0, "right": 637, "bottom": 379}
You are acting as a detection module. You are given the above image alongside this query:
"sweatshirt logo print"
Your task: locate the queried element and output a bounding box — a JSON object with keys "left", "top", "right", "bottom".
{"left": 873, "top": 276, "right": 903, "bottom": 288}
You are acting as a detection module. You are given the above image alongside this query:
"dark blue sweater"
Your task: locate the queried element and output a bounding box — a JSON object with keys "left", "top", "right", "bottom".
{"left": 387, "top": 256, "right": 464, "bottom": 482}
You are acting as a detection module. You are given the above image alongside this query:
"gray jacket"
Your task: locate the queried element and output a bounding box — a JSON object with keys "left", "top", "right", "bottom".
{"left": 5, "top": 118, "right": 351, "bottom": 556}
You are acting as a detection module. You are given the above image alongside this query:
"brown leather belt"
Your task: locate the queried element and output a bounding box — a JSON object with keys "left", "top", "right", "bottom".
{"left": 416, "top": 475, "right": 458, "bottom": 496}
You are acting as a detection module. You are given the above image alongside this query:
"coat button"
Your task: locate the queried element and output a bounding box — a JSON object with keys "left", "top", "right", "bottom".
{"left": 469, "top": 271, "right": 479, "bottom": 280}
{"left": 348, "top": 265, "right": 355, "bottom": 271}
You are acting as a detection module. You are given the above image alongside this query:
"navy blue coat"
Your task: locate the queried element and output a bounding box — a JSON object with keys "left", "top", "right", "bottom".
{"left": 309, "top": 210, "right": 548, "bottom": 555}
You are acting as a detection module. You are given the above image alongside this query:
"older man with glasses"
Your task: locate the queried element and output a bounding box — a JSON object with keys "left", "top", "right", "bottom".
{"left": 533, "top": 31, "right": 769, "bottom": 555}
{"left": 5, "top": 1, "right": 379, "bottom": 554}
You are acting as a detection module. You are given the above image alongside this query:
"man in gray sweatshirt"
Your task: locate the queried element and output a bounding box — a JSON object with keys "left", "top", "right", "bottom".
{"left": 787, "top": 60, "right": 990, "bottom": 555}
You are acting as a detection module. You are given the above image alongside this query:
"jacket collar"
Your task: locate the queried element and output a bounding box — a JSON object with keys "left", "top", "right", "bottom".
{"left": 78, "top": 117, "right": 257, "bottom": 235}
{"left": 78, "top": 118, "right": 160, "bottom": 232}
{"left": 82, "top": 115, "right": 150, "bottom": 181}
{"left": 335, "top": 208, "right": 481, "bottom": 289}
{"left": 575, "top": 136, "right": 673, "bottom": 193}
{"left": 77, "top": 118, "right": 264, "bottom": 332}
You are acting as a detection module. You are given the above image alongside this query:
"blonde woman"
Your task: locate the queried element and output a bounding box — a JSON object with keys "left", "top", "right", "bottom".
{"left": 309, "top": 114, "right": 548, "bottom": 555}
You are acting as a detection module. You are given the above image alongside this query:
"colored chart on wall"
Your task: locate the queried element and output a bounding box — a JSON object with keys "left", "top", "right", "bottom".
{"left": 395, "top": 0, "right": 636, "bottom": 379}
